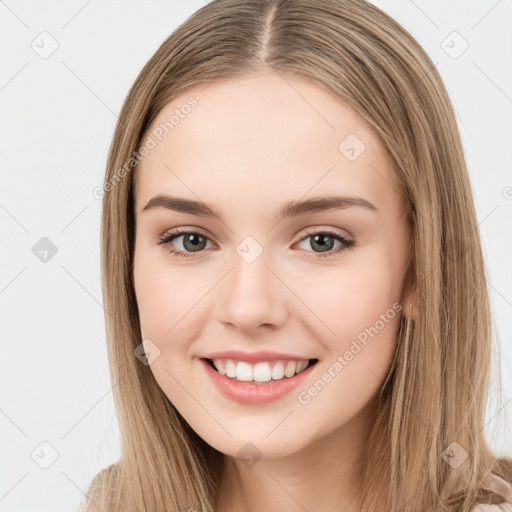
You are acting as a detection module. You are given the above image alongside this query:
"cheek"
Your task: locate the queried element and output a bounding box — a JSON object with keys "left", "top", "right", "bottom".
{"left": 133, "top": 257, "right": 207, "bottom": 404}
{"left": 291, "top": 269, "right": 401, "bottom": 423}
{"left": 134, "top": 272, "right": 175, "bottom": 339}
{"left": 294, "top": 257, "right": 403, "bottom": 393}
{"left": 300, "top": 261, "right": 400, "bottom": 337}
{"left": 133, "top": 247, "right": 215, "bottom": 366}
{"left": 133, "top": 246, "right": 180, "bottom": 343}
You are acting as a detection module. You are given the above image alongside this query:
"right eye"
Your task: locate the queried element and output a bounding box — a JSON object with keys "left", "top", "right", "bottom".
{"left": 157, "top": 229, "right": 215, "bottom": 258}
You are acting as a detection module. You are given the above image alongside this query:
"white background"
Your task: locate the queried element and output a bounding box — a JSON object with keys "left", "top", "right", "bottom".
{"left": 0, "top": 1, "right": 511, "bottom": 511}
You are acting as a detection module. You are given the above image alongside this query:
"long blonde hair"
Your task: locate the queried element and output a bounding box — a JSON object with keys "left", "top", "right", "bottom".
{"left": 84, "top": 0, "right": 512, "bottom": 510}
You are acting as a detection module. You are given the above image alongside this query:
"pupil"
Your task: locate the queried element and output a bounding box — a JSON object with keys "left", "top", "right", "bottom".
{"left": 311, "top": 234, "right": 333, "bottom": 252}
{"left": 184, "top": 233, "right": 206, "bottom": 252}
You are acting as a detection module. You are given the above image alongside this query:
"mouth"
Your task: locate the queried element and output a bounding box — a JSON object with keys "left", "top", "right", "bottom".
{"left": 200, "top": 356, "right": 319, "bottom": 404}
{"left": 202, "top": 357, "right": 319, "bottom": 383}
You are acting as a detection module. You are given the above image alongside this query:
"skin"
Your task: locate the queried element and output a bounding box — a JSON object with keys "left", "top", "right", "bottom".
{"left": 132, "top": 69, "right": 414, "bottom": 512}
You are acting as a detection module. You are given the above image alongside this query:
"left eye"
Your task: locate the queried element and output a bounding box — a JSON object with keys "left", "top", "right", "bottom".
{"left": 157, "top": 229, "right": 354, "bottom": 259}
{"left": 296, "top": 230, "right": 354, "bottom": 256}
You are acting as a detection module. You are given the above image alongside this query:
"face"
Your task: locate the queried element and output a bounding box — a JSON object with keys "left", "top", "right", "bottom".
{"left": 132, "top": 70, "right": 412, "bottom": 460}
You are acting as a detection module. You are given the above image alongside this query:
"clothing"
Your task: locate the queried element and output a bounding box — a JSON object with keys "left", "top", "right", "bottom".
{"left": 474, "top": 473, "right": 512, "bottom": 511}
{"left": 473, "top": 504, "right": 512, "bottom": 511}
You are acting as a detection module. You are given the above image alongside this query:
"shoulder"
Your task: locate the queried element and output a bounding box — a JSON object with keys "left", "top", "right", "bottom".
{"left": 77, "top": 463, "right": 120, "bottom": 512}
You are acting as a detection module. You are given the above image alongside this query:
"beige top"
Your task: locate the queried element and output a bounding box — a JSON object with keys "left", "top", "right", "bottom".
{"left": 75, "top": 471, "right": 512, "bottom": 511}
{"left": 473, "top": 504, "right": 512, "bottom": 511}
{"left": 474, "top": 473, "right": 512, "bottom": 511}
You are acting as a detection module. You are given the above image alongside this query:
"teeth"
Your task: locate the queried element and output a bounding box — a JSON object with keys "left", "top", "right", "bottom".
{"left": 212, "top": 358, "right": 310, "bottom": 382}
{"left": 253, "top": 362, "right": 272, "bottom": 382}
{"left": 271, "top": 363, "right": 285, "bottom": 380}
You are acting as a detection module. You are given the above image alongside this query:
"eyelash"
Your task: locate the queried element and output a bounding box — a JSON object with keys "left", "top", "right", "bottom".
{"left": 157, "top": 227, "right": 355, "bottom": 259}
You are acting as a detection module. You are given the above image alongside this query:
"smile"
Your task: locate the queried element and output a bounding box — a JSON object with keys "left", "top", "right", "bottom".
{"left": 206, "top": 358, "right": 316, "bottom": 383}
{"left": 200, "top": 358, "right": 319, "bottom": 404}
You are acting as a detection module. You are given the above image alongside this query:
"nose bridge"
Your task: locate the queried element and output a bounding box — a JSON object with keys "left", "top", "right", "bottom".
{"left": 217, "top": 240, "right": 288, "bottom": 330}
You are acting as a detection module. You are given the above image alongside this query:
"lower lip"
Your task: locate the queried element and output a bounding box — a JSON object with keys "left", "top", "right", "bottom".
{"left": 200, "top": 358, "right": 317, "bottom": 404}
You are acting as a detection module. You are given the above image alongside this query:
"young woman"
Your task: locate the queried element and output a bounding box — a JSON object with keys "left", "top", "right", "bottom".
{"left": 81, "top": 0, "right": 512, "bottom": 510}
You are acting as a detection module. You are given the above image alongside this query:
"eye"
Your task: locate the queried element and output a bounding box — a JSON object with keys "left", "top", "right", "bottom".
{"left": 157, "top": 228, "right": 215, "bottom": 259}
{"left": 295, "top": 229, "right": 355, "bottom": 257}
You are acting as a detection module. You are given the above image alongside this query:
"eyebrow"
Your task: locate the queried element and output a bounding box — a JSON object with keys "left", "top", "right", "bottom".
{"left": 140, "top": 194, "right": 378, "bottom": 219}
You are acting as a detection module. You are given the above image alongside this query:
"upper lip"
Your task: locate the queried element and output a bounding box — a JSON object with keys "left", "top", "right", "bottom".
{"left": 202, "top": 350, "right": 313, "bottom": 364}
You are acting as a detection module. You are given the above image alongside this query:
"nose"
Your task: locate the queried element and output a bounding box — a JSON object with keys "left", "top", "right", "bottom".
{"left": 216, "top": 252, "right": 289, "bottom": 333}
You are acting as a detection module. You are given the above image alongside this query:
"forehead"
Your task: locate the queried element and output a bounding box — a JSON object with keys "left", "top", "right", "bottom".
{"left": 134, "top": 70, "right": 401, "bottom": 219}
